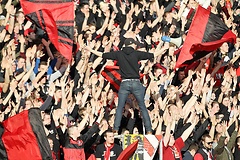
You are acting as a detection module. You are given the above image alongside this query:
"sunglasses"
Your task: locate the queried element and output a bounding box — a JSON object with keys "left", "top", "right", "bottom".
{"left": 207, "top": 142, "right": 213, "bottom": 145}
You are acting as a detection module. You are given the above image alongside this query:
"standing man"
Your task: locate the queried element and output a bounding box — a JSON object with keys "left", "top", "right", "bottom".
{"left": 86, "top": 38, "right": 168, "bottom": 134}
{"left": 95, "top": 130, "right": 123, "bottom": 160}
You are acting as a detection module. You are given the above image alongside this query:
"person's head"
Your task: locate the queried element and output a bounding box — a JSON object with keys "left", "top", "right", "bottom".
{"left": 124, "top": 38, "right": 139, "bottom": 49}
{"left": 121, "top": 128, "right": 130, "bottom": 135}
{"left": 164, "top": 12, "right": 173, "bottom": 22}
{"left": 0, "top": 15, "right": 5, "bottom": 26}
{"left": 104, "top": 130, "right": 115, "bottom": 145}
{"left": 88, "top": 23, "right": 96, "bottom": 34}
{"left": 78, "top": 107, "right": 87, "bottom": 117}
{"left": 68, "top": 125, "right": 80, "bottom": 140}
{"left": 211, "top": 101, "right": 220, "bottom": 113}
{"left": 169, "top": 24, "right": 177, "bottom": 35}
{"left": 214, "top": 132, "right": 221, "bottom": 142}
{"left": 28, "top": 30, "right": 36, "bottom": 40}
{"left": 168, "top": 43, "right": 177, "bottom": 56}
{"left": 188, "top": 143, "right": 199, "bottom": 156}
{"left": 80, "top": 3, "right": 89, "bottom": 14}
{"left": 215, "top": 121, "right": 224, "bottom": 133}
{"left": 236, "top": 137, "right": 240, "bottom": 148}
{"left": 39, "top": 61, "right": 48, "bottom": 72}
{"left": 154, "top": 67, "right": 163, "bottom": 78}
{"left": 222, "top": 96, "right": 230, "bottom": 107}
{"left": 14, "top": 23, "right": 20, "bottom": 34}
{"left": 107, "top": 89, "right": 114, "bottom": 100}
{"left": 84, "top": 30, "right": 92, "bottom": 41}
{"left": 219, "top": 42, "right": 229, "bottom": 54}
{"left": 17, "top": 56, "right": 25, "bottom": 69}
{"left": 32, "top": 88, "right": 41, "bottom": 99}
{"left": 167, "top": 85, "right": 177, "bottom": 98}
{"left": 201, "top": 134, "right": 213, "bottom": 150}
{"left": 177, "top": 69, "right": 185, "bottom": 81}
{"left": 187, "top": 0, "right": 197, "bottom": 9}
{"left": 16, "top": 11, "right": 25, "bottom": 25}
{"left": 133, "top": 127, "right": 139, "bottom": 134}
{"left": 25, "top": 97, "right": 33, "bottom": 110}
{"left": 54, "top": 86, "right": 62, "bottom": 100}
{"left": 42, "top": 112, "right": 51, "bottom": 126}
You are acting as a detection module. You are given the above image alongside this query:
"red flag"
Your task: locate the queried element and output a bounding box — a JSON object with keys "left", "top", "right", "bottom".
{"left": 117, "top": 140, "right": 139, "bottom": 160}
{"left": 175, "top": 5, "right": 236, "bottom": 69}
{"left": 101, "top": 65, "right": 145, "bottom": 91}
{"left": 20, "top": 0, "right": 74, "bottom": 62}
{"left": 0, "top": 108, "right": 52, "bottom": 159}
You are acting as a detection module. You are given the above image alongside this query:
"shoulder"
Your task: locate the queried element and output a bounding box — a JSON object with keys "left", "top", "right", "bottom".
{"left": 114, "top": 144, "right": 123, "bottom": 150}
{"left": 96, "top": 144, "right": 105, "bottom": 150}
{"left": 175, "top": 137, "right": 185, "bottom": 148}
{"left": 194, "top": 152, "right": 204, "bottom": 160}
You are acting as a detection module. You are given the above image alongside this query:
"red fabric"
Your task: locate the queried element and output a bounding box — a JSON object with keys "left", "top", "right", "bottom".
{"left": 104, "top": 143, "right": 114, "bottom": 160}
{"left": 24, "top": 28, "right": 35, "bottom": 36}
{"left": 213, "top": 66, "right": 225, "bottom": 87}
{"left": 175, "top": 6, "right": 236, "bottom": 69}
{"left": 117, "top": 140, "right": 139, "bottom": 160}
{"left": 154, "top": 63, "right": 167, "bottom": 74}
{"left": 20, "top": 0, "right": 74, "bottom": 62}
{"left": 63, "top": 148, "right": 85, "bottom": 160}
{"left": 52, "top": 151, "right": 57, "bottom": 160}
{"left": 1, "top": 110, "right": 42, "bottom": 160}
{"left": 236, "top": 67, "right": 240, "bottom": 76}
{"left": 163, "top": 137, "right": 185, "bottom": 160}
{"left": 194, "top": 153, "right": 204, "bottom": 160}
{"left": 87, "top": 154, "right": 96, "bottom": 160}
{"left": 63, "top": 138, "right": 85, "bottom": 160}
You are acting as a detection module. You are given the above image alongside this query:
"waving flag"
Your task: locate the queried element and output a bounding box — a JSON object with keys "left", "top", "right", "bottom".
{"left": 118, "top": 139, "right": 139, "bottom": 160}
{"left": 20, "top": 0, "right": 74, "bottom": 62}
{"left": 0, "top": 108, "right": 52, "bottom": 159}
{"left": 121, "top": 134, "right": 162, "bottom": 160}
{"left": 175, "top": 5, "right": 236, "bottom": 69}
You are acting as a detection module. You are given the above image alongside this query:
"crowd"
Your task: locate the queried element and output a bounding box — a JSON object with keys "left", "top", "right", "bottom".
{"left": 0, "top": 0, "right": 239, "bottom": 159}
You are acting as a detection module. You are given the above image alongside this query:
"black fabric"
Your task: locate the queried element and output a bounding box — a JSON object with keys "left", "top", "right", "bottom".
{"left": 197, "top": 148, "right": 209, "bottom": 160}
{"left": 0, "top": 124, "right": 7, "bottom": 159}
{"left": 102, "top": 47, "right": 154, "bottom": 79}
{"left": 28, "top": 108, "right": 52, "bottom": 160}
{"left": 202, "top": 13, "right": 229, "bottom": 43}
{"left": 101, "top": 66, "right": 121, "bottom": 91}
{"left": 95, "top": 143, "right": 123, "bottom": 160}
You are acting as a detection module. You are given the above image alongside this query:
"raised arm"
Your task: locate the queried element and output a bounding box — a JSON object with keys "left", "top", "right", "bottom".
{"left": 85, "top": 46, "right": 103, "bottom": 57}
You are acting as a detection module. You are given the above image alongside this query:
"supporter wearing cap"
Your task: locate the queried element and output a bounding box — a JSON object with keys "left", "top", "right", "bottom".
{"left": 86, "top": 36, "right": 170, "bottom": 135}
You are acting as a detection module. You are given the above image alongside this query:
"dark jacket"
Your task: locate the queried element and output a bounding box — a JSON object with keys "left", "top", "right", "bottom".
{"left": 102, "top": 47, "right": 154, "bottom": 79}
{"left": 194, "top": 148, "right": 213, "bottom": 160}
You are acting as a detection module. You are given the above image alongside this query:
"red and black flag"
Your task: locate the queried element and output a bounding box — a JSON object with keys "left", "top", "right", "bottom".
{"left": 0, "top": 108, "right": 52, "bottom": 160}
{"left": 101, "top": 65, "right": 121, "bottom": 91}
{"left": 175, "top": 5, "right": 237, "bottom": 69}
{"left": 20, "top": 0, "right": 74, "bottom": 62}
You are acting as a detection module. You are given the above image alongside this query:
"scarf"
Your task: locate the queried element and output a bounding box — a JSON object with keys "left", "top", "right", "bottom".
{"left": 104, "top": 143, "right": 114, "bottom": 160}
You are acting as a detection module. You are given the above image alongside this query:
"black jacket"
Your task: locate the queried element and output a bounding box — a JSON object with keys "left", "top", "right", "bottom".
{"left": 102, "top": 47, "right": 154, "bottom": 79}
